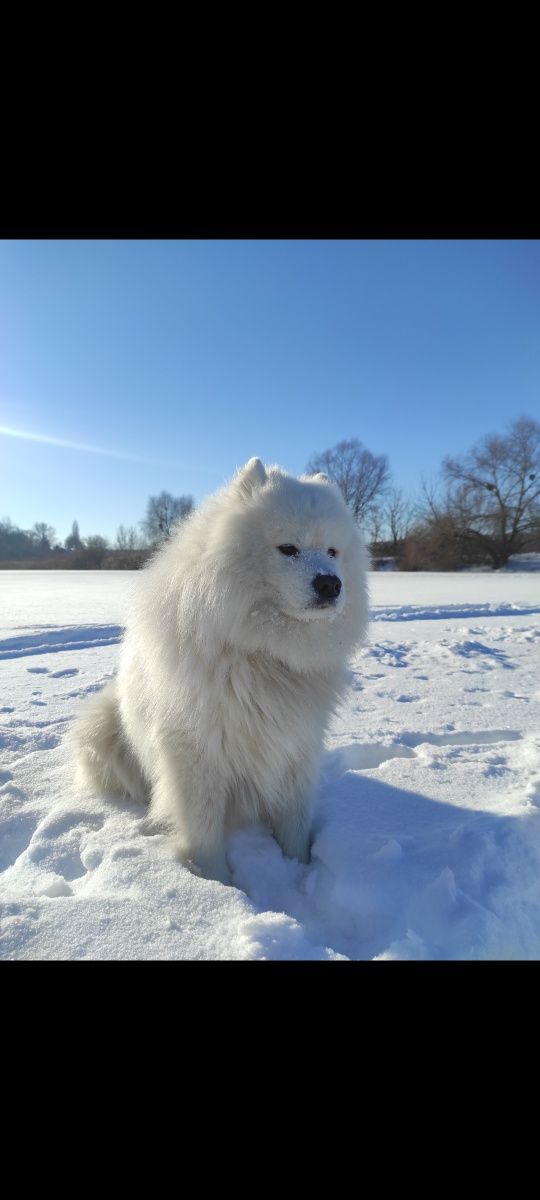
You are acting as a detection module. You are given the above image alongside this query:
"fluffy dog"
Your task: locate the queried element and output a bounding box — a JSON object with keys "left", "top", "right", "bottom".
{"left": 73, "top": 459, "right": 369, "bottom": 884}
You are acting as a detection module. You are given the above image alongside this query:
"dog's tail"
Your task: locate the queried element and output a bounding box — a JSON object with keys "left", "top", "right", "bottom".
{"left": 72, "top": 680, "right": 147, "bottom": 801}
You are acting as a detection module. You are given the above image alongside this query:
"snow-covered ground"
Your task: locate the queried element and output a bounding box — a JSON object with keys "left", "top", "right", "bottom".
{"left": 1, "top": 569, "right": 540, "bottom": 960}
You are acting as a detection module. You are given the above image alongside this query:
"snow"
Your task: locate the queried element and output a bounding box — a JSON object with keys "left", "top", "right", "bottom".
{"left": 504, "top": 553, "right": 540, "bottom": 572}
{"left": 1, "top": 569, "right": 540, "bottom": 960}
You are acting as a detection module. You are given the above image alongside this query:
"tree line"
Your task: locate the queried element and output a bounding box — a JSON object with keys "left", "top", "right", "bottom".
{"left": 307, "top": 415, "right": 540, "bottom": 569}
{"left": 2, "top": 416, "right": 539, "bottom": 570}
{"left": 0, "top": 492, "right": 194, "bottom": 569}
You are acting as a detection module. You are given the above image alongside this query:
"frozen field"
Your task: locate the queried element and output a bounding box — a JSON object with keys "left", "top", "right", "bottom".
{"left": 1, "top": 569, "right": 540, "bottom": 960}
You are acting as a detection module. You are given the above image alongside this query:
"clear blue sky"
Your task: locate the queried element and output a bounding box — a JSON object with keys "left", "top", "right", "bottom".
{"left": 1, "top": 239, "right": 539, "bottom": 543}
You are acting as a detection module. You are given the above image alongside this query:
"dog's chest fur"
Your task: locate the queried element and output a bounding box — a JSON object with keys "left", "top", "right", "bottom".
{"left": 190, "top": 648, "right": 340, "bottom": 805}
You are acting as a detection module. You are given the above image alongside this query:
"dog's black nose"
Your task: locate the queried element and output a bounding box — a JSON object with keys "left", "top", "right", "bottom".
{"left": 312, "top": 573, "right": 342, "bottom": 600}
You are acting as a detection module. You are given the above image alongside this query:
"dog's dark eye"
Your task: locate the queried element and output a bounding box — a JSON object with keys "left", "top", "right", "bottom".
{"left": 328, "top": 548, "right": 337, "bottom": 557}
{"left": 278, "top": 544, "right": 299, "bottom": 557}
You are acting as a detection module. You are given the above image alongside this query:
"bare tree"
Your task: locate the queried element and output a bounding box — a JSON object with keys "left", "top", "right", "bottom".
{"left": 365, "top": 505, "right": 385, "bottom": 546}
{"left": 384, "top": 488, "right": 413, "bottom": 549}
{"left": 409, "top": 476, "right": 484, "bottom": 570}
{"left": 31, "top": 522, "right": 56, "bottom": 551}
{"left": 116, "top": 524, "right": 144, "bottom": 551}
{"left": 442, "top": 416, "right": 540, "bottom": 568}
{"left": 306, "top": 438, "right": 390, "bottom": 523}
{"left": 141, "top": 492, "right": 194, "bottom": 544}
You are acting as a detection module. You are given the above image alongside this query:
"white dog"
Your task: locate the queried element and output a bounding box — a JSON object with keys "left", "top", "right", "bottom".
{"left": 73, "top": 459, "right": 369, "bottom": 884}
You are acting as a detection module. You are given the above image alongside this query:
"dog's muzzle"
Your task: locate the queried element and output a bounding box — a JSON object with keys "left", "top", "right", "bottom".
{"left": 311, "top": 573, "right": 342, "bottom": 602}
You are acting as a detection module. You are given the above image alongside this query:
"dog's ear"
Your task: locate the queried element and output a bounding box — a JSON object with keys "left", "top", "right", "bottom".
{"left": 236, "top": 457, "right": 267, "bottom": 498}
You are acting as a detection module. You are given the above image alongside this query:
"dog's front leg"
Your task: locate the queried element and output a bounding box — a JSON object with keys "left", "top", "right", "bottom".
{"left": 271, "top": 778, "right": 315, "bottom": 866}
{"left": 151, "top": 743, "right": 232, "bottom": 886}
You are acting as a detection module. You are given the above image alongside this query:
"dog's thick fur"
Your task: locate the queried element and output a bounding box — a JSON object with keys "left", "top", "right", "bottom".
{"left": 73, "top": 459, "right": 369, "bottom": 883}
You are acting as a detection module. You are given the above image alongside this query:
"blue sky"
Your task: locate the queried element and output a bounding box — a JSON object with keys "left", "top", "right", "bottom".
{"left": 1, "top": 239, "right": 539, "bottom": 543}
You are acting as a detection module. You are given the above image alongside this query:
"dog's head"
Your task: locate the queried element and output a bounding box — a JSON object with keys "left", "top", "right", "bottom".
{"left": 198, "top": 458, "right": 369, "bottom": 670}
